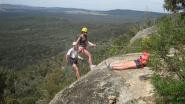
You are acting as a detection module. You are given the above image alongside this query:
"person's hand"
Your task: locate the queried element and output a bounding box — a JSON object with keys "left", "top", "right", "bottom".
{"left": 78, "top": 56, "right": 84, "bottom": 60}
{"left": 78, "top": 55, "right": 84, "bottom": 61}
{"left": 92, "top": 44, "right": 96, "bottom": 47}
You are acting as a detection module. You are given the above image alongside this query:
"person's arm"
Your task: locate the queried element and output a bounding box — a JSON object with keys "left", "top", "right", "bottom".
{"left": 66, "top": 48, "right": 72, "bottom": 63}
{"left": 66, "top": 54, "right": 70, "bottom": 63}
{"left": 78, "top": 55, "right": 84, "bottom": 60}
{"left": 88, "top": 41, "right": 96, "bottom": 47}
{"left": 76, "top": 34, "right": 82, "bottom": 45}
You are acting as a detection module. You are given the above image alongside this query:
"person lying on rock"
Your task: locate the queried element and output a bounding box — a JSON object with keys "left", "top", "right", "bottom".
{"left": 107, "top": 51, "right": 150, "bottom": 70}
{"left": 66, "top": 42, "right": 84, "bottom": 80}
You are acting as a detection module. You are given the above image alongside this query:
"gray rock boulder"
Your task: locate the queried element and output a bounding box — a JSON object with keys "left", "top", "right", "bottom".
{"left": 130, "top": 26, "right": 157, "bottom": 45}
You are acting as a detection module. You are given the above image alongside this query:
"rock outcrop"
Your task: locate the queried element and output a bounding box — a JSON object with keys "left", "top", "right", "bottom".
{"left": 130, "top": 26, "right": 157, "bottom": 45}
{"left": 49, "top": 53, "right": 155, "bottom": 104}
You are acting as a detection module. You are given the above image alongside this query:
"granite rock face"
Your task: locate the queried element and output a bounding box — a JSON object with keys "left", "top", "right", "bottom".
{"left": 50, "top": 53, "right": 155, "bottom": 104}
{"left": 130, "top": 26, "right": 157, "bottom": 45}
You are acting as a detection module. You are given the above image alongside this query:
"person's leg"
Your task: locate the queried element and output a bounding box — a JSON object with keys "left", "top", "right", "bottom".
{"left": 72, "top": 64, "right": 80, "bottom": 80}
{"left": 82, "top": 49, "right": 93, "bottom": 65}
{"left": 111, "top": 62, "right": 128, "bottom": 67}
{"left": 112, "top": 61, "right": 137, "bottom": 70}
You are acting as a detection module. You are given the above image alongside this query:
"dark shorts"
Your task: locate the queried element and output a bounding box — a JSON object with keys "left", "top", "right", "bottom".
{"left": 134, "top": 59, "right": 143, "bottom": 68}
{"left": 69, "top": 58, "right": 78, "bottom": 65}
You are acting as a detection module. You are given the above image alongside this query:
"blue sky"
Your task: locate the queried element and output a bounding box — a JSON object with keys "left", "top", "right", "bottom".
{"left": 0, "top": 0, "right": 165, "bottom": 13}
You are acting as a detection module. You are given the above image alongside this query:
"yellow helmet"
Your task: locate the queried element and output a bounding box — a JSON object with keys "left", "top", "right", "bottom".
{"left": 81, "top": 27, "right": 88, "bottom": 32}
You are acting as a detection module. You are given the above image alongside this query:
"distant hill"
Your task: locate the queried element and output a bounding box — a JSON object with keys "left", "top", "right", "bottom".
{"left": 0, "top": 4, "right": 164, "bottom": 23}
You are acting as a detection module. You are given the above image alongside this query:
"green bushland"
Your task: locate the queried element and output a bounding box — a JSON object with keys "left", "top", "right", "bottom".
{"left": 0, "top": 68, "right": 16, "bottom": 104}
{"left": 152, "top": 74, "right": 185, "bottom": 104}
{"left": 151, "top": 14, "right": 185, "bottom": 103}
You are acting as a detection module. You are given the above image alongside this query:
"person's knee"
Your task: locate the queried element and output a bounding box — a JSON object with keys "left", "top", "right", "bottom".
{"left": 72, "top": 64, "right": 78, "bottom": 69}
{"left": 88, "top": 53, "right": 92, "bottom": 58}
{"left": 87, "top": 51, "right": 92, "bottom": 57}
{"left": 84, "top": 50, "right": 91, "bottom": 58}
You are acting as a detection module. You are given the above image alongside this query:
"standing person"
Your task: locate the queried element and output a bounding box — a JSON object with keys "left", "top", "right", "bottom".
{"left": 76, "top": 27, "right": 96, "bottom": 70}
{"left": 107, "top": 52, "right": 150, "bottom": 70}
{"left": 66, "top": 42, "right": 83, "bottom": 80}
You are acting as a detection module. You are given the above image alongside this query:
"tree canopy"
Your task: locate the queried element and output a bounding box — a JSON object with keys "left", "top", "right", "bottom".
{"left": 164, "top": 0, "right": 185, "bottom": 12}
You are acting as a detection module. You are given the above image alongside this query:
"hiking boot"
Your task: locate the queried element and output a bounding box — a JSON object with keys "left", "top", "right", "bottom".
{"left": 90, "top": 65, "right": 96, "bottom": 70}
{"left": 107, "top": 64, "right": 113, "bottom": 70}
{"left": 105, "top": 61, "right": 113, "bottom": 70}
